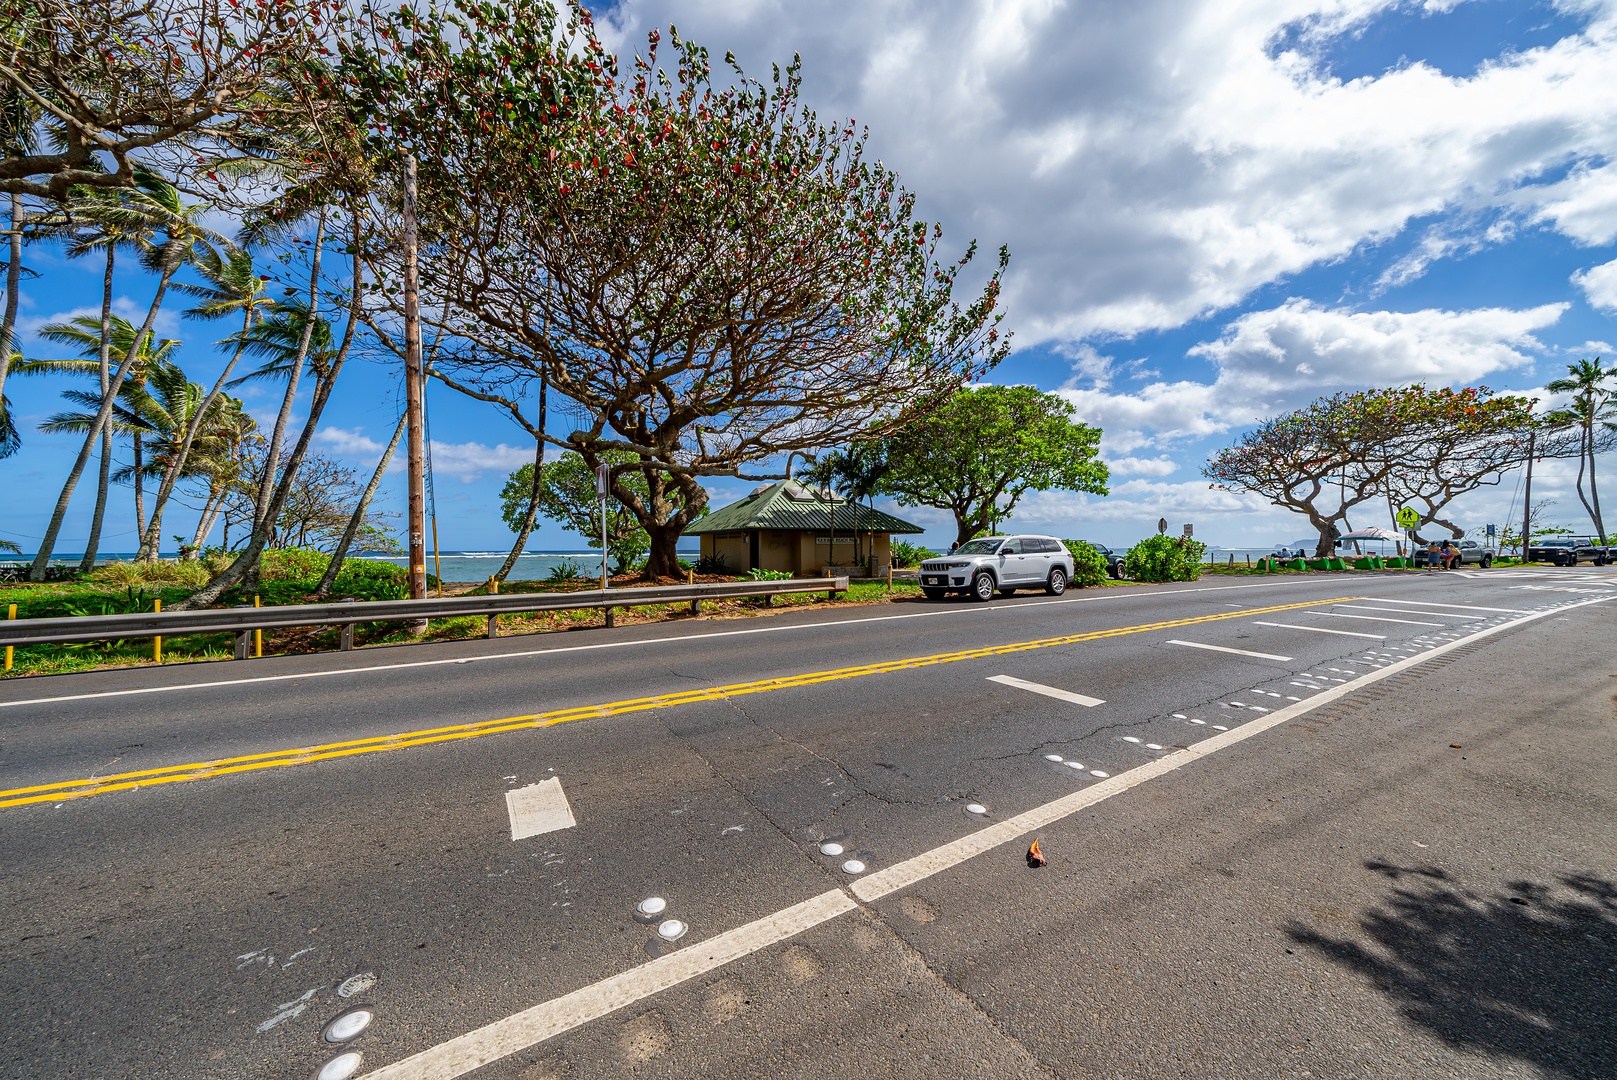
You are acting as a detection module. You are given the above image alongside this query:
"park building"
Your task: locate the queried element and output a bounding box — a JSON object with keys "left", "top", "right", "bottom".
{"left": 683, "top": 480, "right": 925, "bottom": 579}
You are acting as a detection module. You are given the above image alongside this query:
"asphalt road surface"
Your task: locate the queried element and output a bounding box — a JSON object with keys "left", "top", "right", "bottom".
{"left": 2, "top": 565, "right": 1614, "bottom": 1080}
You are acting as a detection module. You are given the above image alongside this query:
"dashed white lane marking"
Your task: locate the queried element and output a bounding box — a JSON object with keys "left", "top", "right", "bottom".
{"left": 1305, "top": 611, "right": 1444, "bottom": 627}
{"left": 986, "top": 675, "right": 1104, "bottom": 707}
{"left": 1332, "top": 605, "right": 1485, "bottom": 620}
{"left": 1253, "top": 621, "right": 1386, "bottom": 639}
{"left": 359, "top": 595, "right": 1609, "bottom": 1080}
{"left": 506, "top": 777, "right": 576, "bottom": 841}
{"left": 1164, "top": 639, "right": 1292, "bottom": 661}
{"left": 1362, "top": 599, "right": 1528, "bottom": 614}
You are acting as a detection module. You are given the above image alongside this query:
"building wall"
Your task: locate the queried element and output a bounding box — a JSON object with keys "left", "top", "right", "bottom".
{"left": 758, "top": 531, "right": 798, "bottom": 574}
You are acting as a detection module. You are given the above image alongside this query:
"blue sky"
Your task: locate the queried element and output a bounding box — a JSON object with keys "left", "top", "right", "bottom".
{"left": 7, "top": 0, "right": 1616, "bottom": 557}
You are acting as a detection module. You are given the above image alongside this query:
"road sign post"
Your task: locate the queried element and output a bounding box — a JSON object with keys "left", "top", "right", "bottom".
{"left": 596, "top": 464, "right": 611, "bottom": 591}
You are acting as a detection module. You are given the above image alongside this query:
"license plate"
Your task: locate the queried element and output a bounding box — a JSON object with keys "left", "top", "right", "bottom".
{"left": 924, "top": 575, "right": 942, "bottom": 585}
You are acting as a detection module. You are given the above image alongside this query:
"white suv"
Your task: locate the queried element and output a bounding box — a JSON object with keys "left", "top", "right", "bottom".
{"left": 918, "top": 535, "right": 1075, "bottom": 601}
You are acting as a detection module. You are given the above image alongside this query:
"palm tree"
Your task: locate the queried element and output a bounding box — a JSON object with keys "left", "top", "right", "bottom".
{"left": 28, "top": 184, "right": 166, "bottom": 564}
{"left": 20, "top": 315, "right": 182, "bottom": 546}
{"left": 1545, "top": 357, "right": 1616, "bottom": 544}
{"left": 27, "top": 171, "right": 226, "bottom": 580}
{"left": 185, "top": 400, "right": 259, "bottom": 551}
{"left": 128, "top": 247, "right": 274, "bottom": 561}
{"left": 225, "top": 287, "right": 336, "bottom": 535}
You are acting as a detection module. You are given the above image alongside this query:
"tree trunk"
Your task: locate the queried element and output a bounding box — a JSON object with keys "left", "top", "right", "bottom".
{"left": 190, "top": 486, "right": 225, "bottom": 549}
{"left": 132, "top": 432, "right": 146, "bottom": 549}
{"left": 313, "top": 409, "right": 407, "bottom": 596}
{"left": 79, "top": 246, "right": 117, "bottom": 572}
{"left": 29, "top": 253, "right": 179, "bottom": 580}
{"left": 1587, "top": 426, "right": 1605, "bottom": 543}
{"left": 492, "top": 381, "right": 546, "bottom": 585}
{"left": 643, "top": 522, "right": 685, "bottom": 580}
{"left": 137, "top": 282, "right": 260, "bottom": 564}
{"left": 176, "top": 215, "right": 358, "bottom": 611}
{"left": 0, "top": 193, "right": 20, "bottom": 412}
{"left": 253, "top": 211, "right": 326, "bottom": 539}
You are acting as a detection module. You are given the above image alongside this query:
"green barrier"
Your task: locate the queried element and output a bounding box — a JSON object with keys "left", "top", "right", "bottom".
{"left": 1327, "top": 557, "right": 1346, "bottom": 570}
{"left": 1288, "top": 559, "right": 1307, "bottom": 571}
{"left": 1371, "top": 556, "right": 1384, "bottom": 569}
{"left": 1353, "top": 557, "right": 1374, "bottom": 570}
{"left": 1306, "top": 558, "right": 1327, "bottom": 570}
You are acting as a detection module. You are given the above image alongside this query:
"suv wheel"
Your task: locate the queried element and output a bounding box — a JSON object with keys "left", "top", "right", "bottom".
{"left": 1046, "top": 568, "right": 1067, "bottom": 595}
{"left": 1480, "top": 554, "right": 1492, "bottom": 569}
{"left": 971, "top": 572, "right": 996, "bottom": 602}
{"left": 1568, "top": 554, "right": 1579, "bottom": 566}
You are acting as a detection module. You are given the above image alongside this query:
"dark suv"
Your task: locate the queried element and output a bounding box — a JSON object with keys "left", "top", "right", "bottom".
{"left": 1527, "top": 537, "right": 1610, "bottom": 566}
{"left": 1076, "top": 540, "right": 1125, "bottom": 579}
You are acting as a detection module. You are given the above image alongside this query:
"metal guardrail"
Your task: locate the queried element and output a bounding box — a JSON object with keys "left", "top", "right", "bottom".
{"left": 0, "top": 576, "right": 850, "bottom": 659}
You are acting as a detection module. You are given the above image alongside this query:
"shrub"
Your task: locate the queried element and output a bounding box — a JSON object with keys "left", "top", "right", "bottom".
{"left": 1121, "top": 535, "right": 1206, "bottom": 582}
{"left": 889, "top": 540, "right": 937, "bottom": 568}
{"left": 328, "top": 559, "right": 410, "bottom": 601}
{"left": 546, "top": 560, "right": 587, "bottom": 584}
{"left": 86, "top": 560, "right": 209, "bottom": 588}
{"left": 1061, "top": 539, "right": 1109, "bottom": 587}
{"left": 745, "top": 567, "right": 793, "bottom": 581}
{"left": 259, "top": 548, "right": 331, "bottom": 582}
{"left": 694, "top": 553, "right": 730, "bottom": 574}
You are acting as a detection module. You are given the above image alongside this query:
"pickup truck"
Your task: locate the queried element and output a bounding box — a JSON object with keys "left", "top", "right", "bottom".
{"left": 1526, "top": 537, "right": 1610, "bottom": 566}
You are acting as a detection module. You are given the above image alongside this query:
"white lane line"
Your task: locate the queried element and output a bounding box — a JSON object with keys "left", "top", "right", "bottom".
{"left": 506, "top": 777, "right": 576, "bottom": 841}
{"left": 0, "top": 578, "right": 1367, "bottom": 711}
{"left": 1333, "top": 605, "right": 1485, "bottom": 620}
{"left": 1164, "top": 639, "right": 1292, "bottom": 661}
{"left": 1361, "top": 599, "right": 1529, "bottom": 614}
{"left": 1304, "top": 611, "right": 1444, "bottom": 627}
{"left": 850, "top": 593, "right": 1614, "bottom": 904}
{"left": 363, "top": 890, "right": 857, "bottom": 1080}
{"left": 1253, "top": 621, "right": 1386, "bottom": 639}
{"left": 986, "top": 675, "right": 1105, "bottom": 707}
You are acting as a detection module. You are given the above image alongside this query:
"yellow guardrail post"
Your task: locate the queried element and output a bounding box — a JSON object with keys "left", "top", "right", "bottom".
{"left": 5, "top": 602, "right": 14, "bottom": 672}
{"left": 254, "top": 595, "right": 262, "bottom": 658}
{"left": 153, "top": 598, "right": 162, "bottom": 663}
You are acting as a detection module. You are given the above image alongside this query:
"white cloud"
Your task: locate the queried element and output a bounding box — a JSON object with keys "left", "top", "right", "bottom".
{"left": 1572, "top": 256, "right": 1617, "bottom": 311}
{"left": 314, "top": 426, "right": 385, "bottom": 457}
{"left": 602, "top": 0, "right": 1617, "bottom": 342}
{"left": 1058, "top": 299, "right": 1566, "bottom": 451}
{"left": 1106, "top": 455, "right": 1180, "bottom": 477}
{"left": 17, "top": 297, "right": 185, "bottom": 356}
{"left": 427, "top": 440, "right": 534, "bottom": 482}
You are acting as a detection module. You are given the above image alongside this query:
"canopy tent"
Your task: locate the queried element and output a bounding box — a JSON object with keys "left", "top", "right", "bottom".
{"left": 1336, "top": 528, "right": 1402, "bottom": 542}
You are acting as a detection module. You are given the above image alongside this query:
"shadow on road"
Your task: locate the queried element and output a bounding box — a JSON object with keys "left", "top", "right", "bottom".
{"left": 1287, "top": 864, "right": 1617, "bottom": 1079}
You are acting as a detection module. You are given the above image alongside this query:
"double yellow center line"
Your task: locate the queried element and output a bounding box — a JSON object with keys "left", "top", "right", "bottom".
{"left": 0, "top": 596, "right": 1357, "bottom": 809}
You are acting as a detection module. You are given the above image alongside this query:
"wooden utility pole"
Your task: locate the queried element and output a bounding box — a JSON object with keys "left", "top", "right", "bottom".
{"left": 1521, "top": 428, "right": 1535, "bottom": 563}
{"left": 403, "top": 154, "right": 427, "bottom": 602}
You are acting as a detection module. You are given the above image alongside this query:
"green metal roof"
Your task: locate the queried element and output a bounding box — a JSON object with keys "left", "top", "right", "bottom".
{"left": 683, "top": 481, "right": 925, "bottom": 535}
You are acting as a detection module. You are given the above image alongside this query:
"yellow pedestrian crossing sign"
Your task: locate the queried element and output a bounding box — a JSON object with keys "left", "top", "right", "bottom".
{"left": 1395, "top": 506, "right": 1420, "bottom": 529}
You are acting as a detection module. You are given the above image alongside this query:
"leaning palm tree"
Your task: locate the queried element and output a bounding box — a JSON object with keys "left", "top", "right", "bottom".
{"left": 185, "top": 400, "right": 259, "bottom": 551}
{"left": 20, "top": 315, "right": 182, "bottom": 546}
{"left": 28, "top": 170, "right": 227, "bottom": 580}
{"left": 124, "top": 248, "right": 277, "bottom": 561}
{"left": 113, "top": 361, "right": 234, "bottom": 555}
{"left": 27, "top": 184, "right": 167, "bottom": 563}
{"left": 1545, "top": 357, "right": 1616, "bottom": 544}
{"left": 225, "top": 290, "right": 335, "bottom": 534}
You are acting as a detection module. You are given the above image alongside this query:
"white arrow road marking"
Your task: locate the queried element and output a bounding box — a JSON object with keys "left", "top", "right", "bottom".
{"left": 506, "top": 777, "right": 576, "bottom": 841}
{"left": 986, "top": 674, "right": 1104, "bottom": 707}
{"left": 1163, "top": 639, "right": 1292, "bottom": 661}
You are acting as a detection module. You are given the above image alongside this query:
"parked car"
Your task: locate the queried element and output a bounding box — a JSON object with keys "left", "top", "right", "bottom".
{"left": 918, "top": 535, "right": 1076, "bottom": 601}
{"left": 1075, "top": 540, "right": 1125, "bottom": 579}
{"left": 1527, "top": 537, "right": 1610, "bottom": 566}
{"left": 1454, "top": 540, "right": 1494, "bottom": 568}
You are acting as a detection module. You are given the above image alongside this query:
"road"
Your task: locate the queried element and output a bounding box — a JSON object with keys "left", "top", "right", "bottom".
{"left": 2, "top": 565, "right": 1614, "bottom": 1080}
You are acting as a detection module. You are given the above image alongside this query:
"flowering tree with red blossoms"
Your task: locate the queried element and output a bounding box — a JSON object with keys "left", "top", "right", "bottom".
{"left": 340, "top": 2, "right": 1011, "bottom": 578}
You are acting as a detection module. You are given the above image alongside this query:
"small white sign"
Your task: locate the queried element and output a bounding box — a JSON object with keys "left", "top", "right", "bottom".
{"left": 506, "top": 776, "right": 576, "bottom": 841}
